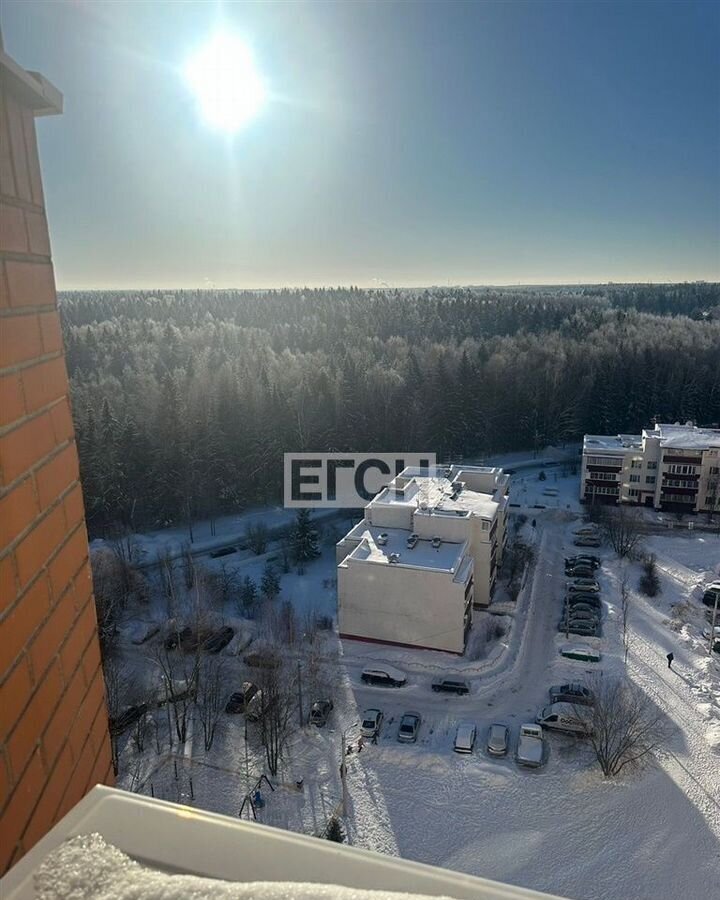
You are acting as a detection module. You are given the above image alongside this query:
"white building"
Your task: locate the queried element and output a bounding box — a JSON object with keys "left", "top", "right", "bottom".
{"left": 581, "top": 422, "right": 720, "bottom": 513}
{"left": 336, "top": 465, "right": 509, "bottom": 654}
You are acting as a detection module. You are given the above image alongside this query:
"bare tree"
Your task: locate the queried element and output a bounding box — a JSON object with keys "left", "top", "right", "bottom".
{"left": 181, "top": 542, "right": 196, "bottom": 589}
{"left": 602, "top": 506, "right": 644, "bottom": 559}
{"left": 575, "top": 676, "right": 668, "bottom": 777}
{"left": 154, "top": 645, "right": 199, "bottom": 746}
{"left": 102, "top": 655, "right": 131, "bottom": 775}
{"left": 196, "top": 656, "right": 226, "bottom": 751}
{"left": 159, "top": 548, "right": 179, "bottom": 618}
{"left": 255, "top": 660, "right": 296, "bottom": 776}
{"left": 246, "top": 521, "right": 269, "bottom": 555}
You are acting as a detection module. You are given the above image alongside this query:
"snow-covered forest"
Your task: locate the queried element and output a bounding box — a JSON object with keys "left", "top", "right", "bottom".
{"left": 59, "top": 283, "right": 720, "bottom": 535}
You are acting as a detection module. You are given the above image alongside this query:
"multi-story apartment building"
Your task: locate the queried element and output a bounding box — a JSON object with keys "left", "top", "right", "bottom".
{"left": 336, "top": 465, "right": 509, "bottom": 654}
{"left": 581, "top": 423, "right": 720, "bottom": 513}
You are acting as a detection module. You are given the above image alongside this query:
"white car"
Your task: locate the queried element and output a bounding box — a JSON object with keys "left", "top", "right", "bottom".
{"left": 454, "top": 722, "right": 477, "bottom": 754}
{"left": 573, "top": 524, "right": 599, "bottom": 536}
{"left": 360, "top": 708, "right": 383, "bottom": 738}
{"left": 567, "top": 579, "right": 600, "bottom": 593}
{"left": 702, "top": 625, "right": 720, "bottom": 639}
{"left": 515, "top": 723, "right": 545, "bottom": 768}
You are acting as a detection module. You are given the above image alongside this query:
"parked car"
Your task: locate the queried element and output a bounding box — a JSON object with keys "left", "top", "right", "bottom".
{"left": 309, "top": 699, "right": 333, "bottom": 727}
{"left": 515, "top": 723, "right": 546, "bottom": 767}
{"left": 565, "top": 566, "right": 595, "bottom": 579}
{"left": 244, "top": 649, "right": 281, "bottom": 669}
{"left": 486, "top": 723, "right": 510, "bottom": 757}
{"left": 431, "top": 678, "right": 470, "bottom": 695}
{"left": 361, "top": 666, "right": 407, "bottom": 688}
{"left": 566, "top": 593, "right": 602, "bottom": 607}
{"left": 560, "top": 644, "right": 601, "bottom": 662}
{"left": 702, "top": 625, "right": 720, "bottom": 640}
{"left": 564, "top": 603, "right": 601, "bottom": 619}
{"left": 203, "top": 626, "right": 235, "bottom": 654}
{"left": 549, "top": 683, "right": 594, "bottom": 706}
{"left": 702, "top": 582, "right": 720, "bottom": 607}
{"left": 209, "top": 545, "right": 237, "bottom": 558}
{"left": 565, "top": 555, "right": 601, "bottom": 569}
{"left": 558, "top": 621, "right": 601, "bottom": 637}
{"left": 536, "top": 703, "right": 592, "bottom": 735}
{"left": 360, "top": 708, "right": 384, "bottom": 737}
{"left": 397, "top": 711, "right": 422, "bottom": 743}
{"left": 454, "top": 722, "right": 477, "bottom": 754}
{"left": 565, "top": 563, "right": 595, "bottom": 578}
{"left": 109, "top": 703, "right": 148, "bottom": 736}
{"left": 561, "top": 607, "right": 600, "bottom": 622}
{"left": 567, "top": 579, "right": 600, "bottom": 594}
{"left": 225, "top": 681, "right": 260, "bottom": 715}
{"left": 574, "top": 524, "right": 600, "bottom": 535}
{"left": 574, "top": 537, "right": 601, "bottom": 548}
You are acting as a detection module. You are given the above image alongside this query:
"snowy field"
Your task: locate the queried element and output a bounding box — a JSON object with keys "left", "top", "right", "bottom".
{"left": 109, "top": 467, "right": 720, "bottom": 900}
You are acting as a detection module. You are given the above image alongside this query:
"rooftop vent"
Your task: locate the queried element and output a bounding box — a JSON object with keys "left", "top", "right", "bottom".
{"left": 376, "top": 532, "right": 389, "bottom": 546}
{"left": 431, "top": 536, "right": 442, "bottom": 549}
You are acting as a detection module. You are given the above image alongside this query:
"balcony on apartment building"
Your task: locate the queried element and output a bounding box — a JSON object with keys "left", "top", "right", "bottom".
{"left": 1, "top": 786, "right": 563, "bottom": 900}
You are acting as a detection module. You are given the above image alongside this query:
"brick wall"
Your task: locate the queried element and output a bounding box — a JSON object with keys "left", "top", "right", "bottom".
{"left": 0, "top": 56, "right": 113, "bottom": 874}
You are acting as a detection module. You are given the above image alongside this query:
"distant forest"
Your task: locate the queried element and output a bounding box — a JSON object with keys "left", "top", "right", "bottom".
{"left": 59, "top": 283, "right": 720, "bottom": 536}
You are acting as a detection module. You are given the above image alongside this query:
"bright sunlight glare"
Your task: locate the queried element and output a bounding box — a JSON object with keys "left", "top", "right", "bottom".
{"left": 184, "top": 33, "right": 266, "bottom": 133}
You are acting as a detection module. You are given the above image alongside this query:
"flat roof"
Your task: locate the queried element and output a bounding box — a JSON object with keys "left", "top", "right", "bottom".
{"left": 342, "top": 524, "right": 468, "bottom": 574}
{"left": 583, "top": 434, "right": 641, "bottom": 453}
{"left": 371, "top": 474, "right": 499, "bottom": 520}
{"left": 648, "top": 423, "right": 720, "bottom": 450}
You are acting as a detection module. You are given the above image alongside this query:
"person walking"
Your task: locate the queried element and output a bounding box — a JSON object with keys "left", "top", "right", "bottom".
{"left": 667, "top": 651, "right": 674, "bottom": 670}
{"left": 371, "top": 732, "right": 378, "bottom": 745}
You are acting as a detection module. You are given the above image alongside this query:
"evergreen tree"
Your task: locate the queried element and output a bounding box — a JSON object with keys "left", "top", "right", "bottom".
{"left": 292, "top": 509, "right": 320, "bottom": 569}
{"left": 260, "top": 562, "right": 281, "bottom": 600}
{"left": 239, "top": 576, "right": 258, "bottom": 617}
{"left": 325, "top": 815, "right": 344, "bottom": 843}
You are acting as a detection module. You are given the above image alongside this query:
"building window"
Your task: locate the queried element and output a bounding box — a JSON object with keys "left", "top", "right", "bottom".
{"left": 629, "top": 474, "right": 641, "bottom": 483}
{"left": 667, "top": 464, "right": 698, "bottom": 475}
{"left": 481, "top": 520, "right": 489, "bottom": 531}
{"left": 628, "top": 488, "right": 639, "bottom": 497}
{"left": 645, "top": 476, "right": 656, "bottom": 485}
{"left": 630, "top": 460, "right": 643, "bottom": 469}
{"left": 710, "top": 467, "right": 720, "bottom": 475}
{"left": 647, "top": 461, "right": 658, "bottom": 470}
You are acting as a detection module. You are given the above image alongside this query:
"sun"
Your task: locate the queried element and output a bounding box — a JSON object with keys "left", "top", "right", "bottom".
{"left": 184, "top": 32, "right": 266, "bottom": 133}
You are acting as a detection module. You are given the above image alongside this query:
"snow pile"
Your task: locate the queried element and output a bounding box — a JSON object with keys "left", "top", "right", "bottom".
{"left": 34, "top": 834, "right": 463, "bottom": 900}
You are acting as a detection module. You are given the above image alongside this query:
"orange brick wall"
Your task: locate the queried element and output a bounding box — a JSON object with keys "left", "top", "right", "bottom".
{"left": 0, "top": 70, "right": 114, "bottom": 873}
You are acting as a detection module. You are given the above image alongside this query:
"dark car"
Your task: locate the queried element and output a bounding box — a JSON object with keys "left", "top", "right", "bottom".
{"left": 549, "top": 683, "right": 594, "bottom": 706}
{"left": 164, "top": 626, "right": 196, "bottom": 651}
{"left": 557, "top": 621, "right": 601, "bottom": 637}
{"left": 565, "top": 566, "right": 595, "bottom": 579}
{"left": 565, "top": 555, "right": 601, "bottom": 569}
{"left": 702, "top": 584, "right": 720, "bottom": 607}
{"left": 209, "top": 546, "right": 237, "bottom": 559}
{"left": 431, "top": 678, "right": 470, "bottom": 695}
{"left": 203, "top": 626, "right": 235, "bottom": 654}
{"left": 566, "top": 593, "right": 602, "bottom": 608}
{"left": 109, "top": 703, "right": 148, "bottom": 736}
{"left": 565, "top": 602, "right": 601, "bottom": 618}
{"left": 225, "top": 681, "right": 259, "bottom": 714}
{"left": 309, "top": 699, "right": 333, "bottom": 727}
{"left": 361, "top": 667, "right": 407, "bottom": 687}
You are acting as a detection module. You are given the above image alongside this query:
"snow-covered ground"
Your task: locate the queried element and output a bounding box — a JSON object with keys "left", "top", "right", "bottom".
{"left": 111, "top": 470, "right": 720, "bottom": 900}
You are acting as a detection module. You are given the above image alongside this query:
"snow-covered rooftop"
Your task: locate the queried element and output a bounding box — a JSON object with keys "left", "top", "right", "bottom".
{"left": 583, "top": 434, "right": 642, "bottom": 453}
{"left": 646, "top": 423, "right": 720, "bottom": 450}
{"left": 342, "top": 524, "right": 468, "bottom": 574}
{"left": 370, "top": 473, "right": 500, "bottom": 521}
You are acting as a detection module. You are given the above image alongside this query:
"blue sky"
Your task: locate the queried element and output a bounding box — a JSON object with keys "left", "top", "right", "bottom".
{"left": 3, "top": 0, "right": 719, "bottom": 288}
